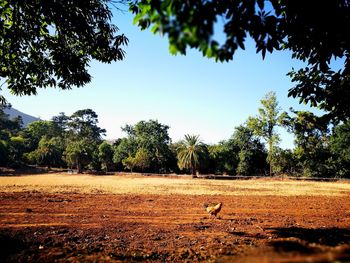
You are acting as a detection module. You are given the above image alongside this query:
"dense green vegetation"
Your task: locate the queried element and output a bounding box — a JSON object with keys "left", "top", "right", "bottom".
{"left": 1, "top": 2, "right": 349, "bottom": 178}
{"left": 1, "top": 92, "right": 349, "bottom": 178}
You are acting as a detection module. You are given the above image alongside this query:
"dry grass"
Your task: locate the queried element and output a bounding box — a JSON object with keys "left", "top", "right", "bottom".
{"left": 0, "top": 173, "right": 349, "bottom": 196}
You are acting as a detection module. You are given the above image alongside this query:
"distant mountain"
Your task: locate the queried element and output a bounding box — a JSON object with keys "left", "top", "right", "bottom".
{"left": 3, "top": 107, "right": 40, "bottom": 127}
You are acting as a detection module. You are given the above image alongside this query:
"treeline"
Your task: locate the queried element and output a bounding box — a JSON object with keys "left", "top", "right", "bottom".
{"left": 1, "top": 92, "right": 349, "bottom": 178}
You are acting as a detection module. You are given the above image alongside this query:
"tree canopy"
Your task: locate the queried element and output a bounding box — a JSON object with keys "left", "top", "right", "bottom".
{"left": 248, "top": 91, "right": 285, "bottom": 176}
{"left": 114, "top": 120, "right": 174, "bottom": 172}
{"left": 131, "top": 0, "right": 350, "bottom": 120}
{"left": 0, "top": 0, "right": 128, "bottom": 103}
{"left": 177, "top": 134, "right": 207, "bottom": 175}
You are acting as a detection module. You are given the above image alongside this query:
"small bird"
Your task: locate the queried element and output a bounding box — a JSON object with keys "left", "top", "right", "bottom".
{"left": 203, "top": 202, "right": 223, "bottom": 218}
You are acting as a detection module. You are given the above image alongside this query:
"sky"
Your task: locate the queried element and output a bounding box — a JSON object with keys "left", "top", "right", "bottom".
{"left": 2, "top": 9, "right": 325, "bottom": 149}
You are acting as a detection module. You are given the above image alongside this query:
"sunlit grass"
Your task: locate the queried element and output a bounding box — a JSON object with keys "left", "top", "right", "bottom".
{"left": 0, "top": 173, "right": 349, "bottom": 196}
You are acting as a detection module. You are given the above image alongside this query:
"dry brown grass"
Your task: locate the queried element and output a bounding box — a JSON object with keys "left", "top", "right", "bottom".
{"left": 0, "top": 173, "right": 349, "bottom": 196}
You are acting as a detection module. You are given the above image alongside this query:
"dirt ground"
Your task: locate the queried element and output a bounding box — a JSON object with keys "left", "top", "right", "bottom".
{"left": 0, "top": 173, "right": 350, "bottom": 262}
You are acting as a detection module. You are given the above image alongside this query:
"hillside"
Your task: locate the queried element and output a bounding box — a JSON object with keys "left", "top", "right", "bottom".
{"left": 3, "top": 107, "right": 40, "bottom": 127}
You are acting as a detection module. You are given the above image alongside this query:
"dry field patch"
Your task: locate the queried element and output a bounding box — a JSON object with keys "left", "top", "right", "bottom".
{"left": 0, "top": 173, "right": 349, "bottom": 196}
{"left": 1, "top": 173, "right": 350, "bottom": 262}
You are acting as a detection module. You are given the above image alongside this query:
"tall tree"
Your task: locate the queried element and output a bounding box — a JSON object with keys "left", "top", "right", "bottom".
{"left": 0, "top": 0, "right": 128, "bottom": 103}
{"left": 248, "top": 91, "right": 285, "bottom": 176}
{"left": 68, "top": 109, "right": 106, "bottom": 141}
{"left": 177, "top": 134, "right": 207, "bottom": 176}
{"left": 131, "top": 1, "right": 350, "bottom": 120}
{"left": 64, "top": 109, "right": 105, "bottom": 173}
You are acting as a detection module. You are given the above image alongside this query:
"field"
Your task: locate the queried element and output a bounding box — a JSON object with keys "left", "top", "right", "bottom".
{"left": 1, "top": 173, "right": 350, "bottom": 262}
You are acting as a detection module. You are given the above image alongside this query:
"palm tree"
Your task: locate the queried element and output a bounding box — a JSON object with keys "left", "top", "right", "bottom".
{"left": 177, "top": 134, "right": 207, "bottom": 176}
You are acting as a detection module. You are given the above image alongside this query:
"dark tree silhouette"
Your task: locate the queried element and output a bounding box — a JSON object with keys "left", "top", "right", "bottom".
{"left": 0, "top": 0, "right": 128, "bottom": 103}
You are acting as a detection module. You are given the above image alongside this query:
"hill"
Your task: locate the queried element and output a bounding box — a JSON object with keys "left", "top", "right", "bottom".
{"left": 3, "top": 107, "right": 40, "bottom": 127}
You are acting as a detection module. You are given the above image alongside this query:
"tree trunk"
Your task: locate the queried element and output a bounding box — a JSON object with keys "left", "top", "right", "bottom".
{"left": 77, "top": 162, "right": 82, "bottom": 174}
{"left": 191, "top": 162, "right": 197, "bottom": 178}
{"left": 268, "top": 139, "right": 273, "bottom": 177}
{"left": 105, "top": 162, "right": 108, "bottom": 174}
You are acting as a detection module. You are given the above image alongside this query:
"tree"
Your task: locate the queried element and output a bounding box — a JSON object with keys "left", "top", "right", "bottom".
{"left": 52, "top": 112, "right": 70, "bottom": 135}
{"left": 133, "top": 147, "right": 151, "bottom": 172}
{"left": 230, "top": 125, "right": 267, "bottom": 176}
{"left": 113, "top": 137, "right": 137, "bottom": 170}
{"left": 0, "top": 140, "right": 9, "bottom": 165}
{"left": 329, "top": 120, "right": 350, "bottom": 178}
{"left": 64, "top": 138, "right": 95, "bottom": 173}
{"left": 283, "top": 110, "right": 332, "bottom": 177}
{"left": 8, "top": 135, "right": 26, "bottom": 166}
{"left": 68, "top": 109, "right": 106, "bottom": 141}
{"left": 248, "top": 91, "right": 285, "bottom": 176}
{"left": 177, "top": 134, "right": 207, "bottom": 176}
{"left": 116, "top": 120, "right": 173, "bottom": 173}
{"left": 131, "top": 1, "right": 350, "bottom": 120}
{"left": 0, "top": 105, "right": 23, "bottom": 166}
{"left": 27, "top": 136, "right": 64, "bottom": 169}
{"left": 64, "top": 109, "right": 105, "bottom": 173}
{"left": 270, "top": 147, "right": 296, "bottom": 176}
{"left": 122, "top": 155, "right": 136, "bottom": 173}
{"left": 23, "top": 120, "right": 61, "bottom": 152}
{"left": 98, "top": 141, "right": 114, "bottom": 173}
{"left": 0, "top": 105, "right": 22, "bottom": 136}
{"left": 208, "top": 141, "right": 238, "bottom": 175}
{"left": 0, "top": 0, "right": 128, "bottom": 103}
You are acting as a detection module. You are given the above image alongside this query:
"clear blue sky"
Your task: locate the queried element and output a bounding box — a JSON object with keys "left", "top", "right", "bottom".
{"left": 3, "top": 10, "right": 324, "bottom": 149}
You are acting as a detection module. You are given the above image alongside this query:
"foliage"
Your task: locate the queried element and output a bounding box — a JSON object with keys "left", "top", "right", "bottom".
{"left": 0, "top": 105, "right": 22, "bottom": 142}
{"left": 67, "top": 109, "right": 106, "bottom": 141}
{"left": 98, "top": 141, "right": 114, "bottom": 172}
{"left": 0, "top": 105, "right": 23, "bottom": 165}
{"left": 283, "top": 110, "right": 333, "bottom": 177}
{"left": 22, "top": 120, "right": 61, "bottom": 151}
{"left": 208, "top": 141, "right": 238, "bottom": 175}
{"left": 1, "top": 105, "right": 350, "bottom": 179}
{"left": 27, "top": 136, "right": 64, "bottom": 168}
{"left": 113, "top": 137, "right": 137, "bottom": 170}
{"left": 0, "top": 139, "right": 8, "bottom": 165}
{"left": 133, "top": 147, "right": 151, "bottom": 172}
{"left": 270, "top": 147, "right": 296, "bottom": 175}
{"left": 64, "top": 138, "right": 95, "bottom": 173}
{"left": 0, "top": 0, "right": 128, "bottom": 103}
{"left": 329, "top": 120, "right": 350, "bottom": 177}
{"left": 177, "top": 134, "right": 207, "bottom": 175}
{"left": 8, "top": 135, "right": 26, "bottom": 166}
{"left": 131, "top": 0, "right": 350, "bottom": 120}
{"left": 230, "top": 125, "right": 267, "bottom": 175}
{"left": 63, "top": 109, "right": 105, "bottom": 173}
{"left": 122, "top": 155, "right": 136, "bottom": 172}
{"left": 247, "top": 91, "right": 285, "bottom": 176}
{"left": 116, "top": 120, "right": 174, "bottom": 173}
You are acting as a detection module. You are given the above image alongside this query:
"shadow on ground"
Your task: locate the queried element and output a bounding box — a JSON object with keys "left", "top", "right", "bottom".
{"left": 269, "top": 227, "right": 350, "bottom": 247}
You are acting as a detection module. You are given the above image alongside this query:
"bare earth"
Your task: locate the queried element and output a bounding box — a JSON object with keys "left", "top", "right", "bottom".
{"left": 0, "top": 173, "right": 350, "bottom": 262}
